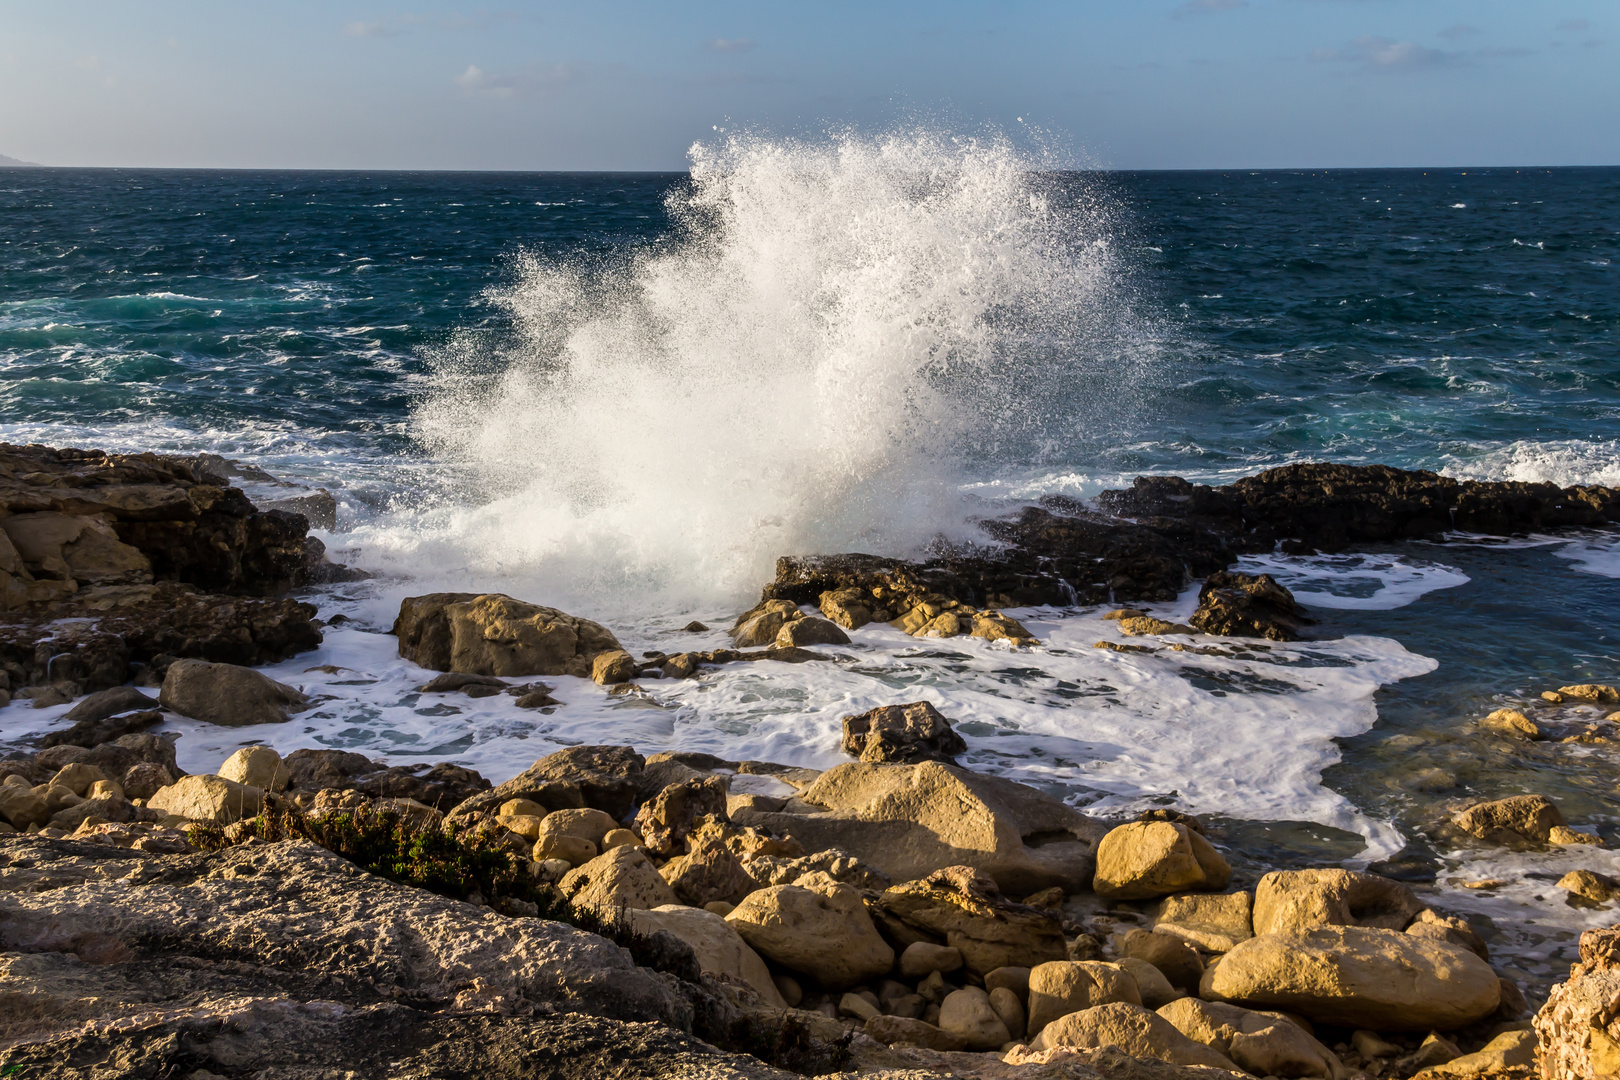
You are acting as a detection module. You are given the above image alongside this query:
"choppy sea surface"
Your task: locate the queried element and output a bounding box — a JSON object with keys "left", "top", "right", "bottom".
{"left": 2, "top": 141, "right": 1618, "bottom": 1000}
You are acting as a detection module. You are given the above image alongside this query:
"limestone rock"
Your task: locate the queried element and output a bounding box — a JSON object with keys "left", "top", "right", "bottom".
{"left": 147, "top": 774, "right": 264, "bottom": 824}
{"left": 775, "top": 617, "right": 849, "bottom": 648}
{"left": 536, "top": 807, "right": 618, "bottom": 847}
{"left": 731, "top": 599, "right": 802, "bottom": 648}
{"left": 1558, "top": 868, "right": 1620, "bottom": 903}
{"left": 840, "top": 701, "right": 968, "bottom": 765}
{"left": 899, "top": 942, "right": 964, "bottom": 978}
{"left": 1481, "top": 707, "right": 1543, "bottom": 740}
{"left": 879, "top": 866, "right": 1067, "bottom": 977}
{"left": 1093, "top": 821, "right": 1231, "bottom": 900}
{"left": 730, "top": 761, "right": 1106, "bottom": 895}
{"left": 1229, "top": 1016, "right": 1346, "bottom": 1079}
{"left": 160, "top": 659, "right": 310, "bottom": 727}
{"left": 1118, "top": 929, "right": 1204, "bottom": 993}
{"left": 1252, "top": 868, "right": 1424, "bottom": 936}
{"left": 1558, "top": 683, "right": 1620, "bottom": 703}
{"left": 1416, "top": 1028, "right": 1535, "bottom": 1076}
{"left": 819, "top": 587, "right": 875, "bottom": 630}
{"left": 634, "top": 776, "right": 728, "bottom": 857}
{"left": 1030, "top": 1002, "right": 1241, "bottom": 1071}
{"left": 1115, "top": 616, "right": 1196, "bottom": 636}
{"left": 937, "top": 987, "right": 1010, "bottom": 1051}
{"left": 863, "top": 1015, "right": 966, "bottom": 1051}
{"left": 1204, "top": 925, "right": 1500, "bottom": 1030}
{"left": 626, "top": 904, "right": 786, "bottom": 1008}
{"left": 1536, "top": 923, "right": 1620, "bottom": 1080}
{"left": 53, "top": 686, "right": 160, "bottom": 734}
{"left": 449, "top": 744, "right": 644, "bottom": 822}
{"left": 2, "top": 511, "right": 153, "bottom": 586}
{"left": 1452, "top": 793, "right": 1568, "bottom": 844}
{"left": 591, "top": 650, "right": 637, "bottom": 685}
{"left": 392, "top": 593, "right": 624, "bottom": 679}
{"left": 560, "top": 845, "right": 677, "bottom": 913}
{"left": 533, "top": 834, "right": 596, "bottom": 866}
{"left": 0, "top": 784, "right": 49, "bottom": 829}
{"left": 1189, "top": 571, "right": 1312, "bottom": 641}
{"left": 1154, "top": 891, "right": 1253, "bottom": 952}
{"left": 737, "top": 846, "right": 889, "bottom": 891}
{"left": 725, "top": 875, "right": 894, "bottom": 989}
{"left": 49, "top": 763, "right": 107, "bottom": 797}
{"left": 1406, "top": 908, "right": 1489, "bottom": 960}
{"left": 988, "top": 985, "right": 1027, "bottom": 1040}
{"left": 1026, "top": 960, "right": 1143, "bottom": 1036}
{"left": 218, "top": 746, "right": 290, "bottom": 793}
{"left": 659, "top": 838, "right": 756, "bottom": 907}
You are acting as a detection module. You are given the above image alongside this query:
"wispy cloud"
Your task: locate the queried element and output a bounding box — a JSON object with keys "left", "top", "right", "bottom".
{"left": 347, "top": 11, "right": 517, "bottom": 39}
{"left": 1310, "top": 36, "right": 1455, "bottom": 71}
{"left": 1436, "top": 24, "right": 1478, "bottom": 41}
{"left": 453, "top": 62, "right": 588, "bottom": 99}
{"left": 1557, "top": 19, "right": 1591, "bottom": 33}
{"left": 1174, "top": 0, "right": 1246, "bottom": 15}
{"left": 706, "top": 37, "right": 757, "bottom": 53}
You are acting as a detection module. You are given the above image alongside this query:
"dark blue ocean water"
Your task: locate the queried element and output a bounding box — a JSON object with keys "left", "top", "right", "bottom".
{"left": 2, "top": 166, "right": 1616, "bottom": 490}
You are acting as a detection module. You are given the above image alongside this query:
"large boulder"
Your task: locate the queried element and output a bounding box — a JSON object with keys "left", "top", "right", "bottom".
{"left": 392, "top": 593, "right": 623, "bottom": 679}
{"left": 1030, "top": 1002, "right": 1241, "bottom": 1071}
{"left": 730, "top": 761, "right": 1106, "bottom": 895}
{"left": 937, "top": 987, "right": 1011, "bottom": 1051}
{"left": 1026, "top": 960, "right": 1142, "bottom": 1036}
{"left": 659, "top": 838, "right": 757, "bottom": 907}
{"left": 448, "top": 745, "right": 644, "bottom": 822}
{"left": 725, "top": 872, "right": 894, "bottom": 989}
{"left": 147, "top": 774, "right": 265, "bottom": 824}
{"left": 1252, "top": 869, "right": 1424, "bottom": 936}
{"left": 1536, "top": 923, "right": 1620, "bottom": 1080}
{"left": 840, "top": 702, "right": 967, "bottom": 765}
{"left": 1452, "top": 793, "right": 1569, "bottom": 844}
{"left": 560, "top": 845, "right": 677, "bottom": 913}
{"left": 1203, "top": 926, "right": 1500, "bottom": 1030}
{"left": 625, "top": 905, "right": 786, "bottom": 1008}
{"left": 218, "top": 746, "right": 291, "bottom": 793}
{"left": 1158, "top": 998, "right": 1346, "bottom": 1080}
{"left": 159, "top": 659, "right": 310, "bottom": 727}
{"left": 878, "top": 866, "right": 1067, "bottom": 977}
{"left": 634, "top": 776, "right": 728, "bottom": 857}
{"left": 1093, "top": 821, "right": 1231, "bottom": 900}
{"left": 1188, "top": 571, "right": 1312, "bottom": 641}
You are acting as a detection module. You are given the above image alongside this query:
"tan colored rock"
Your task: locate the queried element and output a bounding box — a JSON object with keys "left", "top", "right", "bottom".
{"left": 500, "top": 814, "right": 546, "bottom": 840}
{"left": 1536, "top": 924, "right": 1620, "bottom": 1080}
{"left": 724, "top": 874, "right": 893, "bottom": 989}
{"left": 1351, "top": 1029, "right": 1401, "bottom": 1059}
{"left": 985, "top": 965, "right": 1031, "bottom": 1000}
{"left": 1116, "top": 616, "right": 1195, "bottom": 636}
{"left": 536, "top": 807, "right": 617, "bottom": 847}
{"left": 731, "top": 761, "right": 1106, "bottom": 895}
{"left": 1414, "top": 1028, "right": 1534, "bottom": 1077}
{"left": 626, "top": 904, "right": 785, "bottom": 1008}
{"left": 1118, "top": 928, "right": 1204, "bottom": 992}
{"left": 1550, "top": 824, "right": 1604, "bottom": 846}
{"left": 819, "top": 587, "right": 874, "bottom": 631}
{"left": 1204, "top": 926, "right": 1500, "bottom": 1030}
{"left": 1453, "top": 793, "right": 1568, "bottom": 844}
{"left": 393, "top": 593, "right": 624, "bottom": 678}
{"left": 1558, "top": 868, "right": 1620, "bottom": 903}
{"left": 1252, "top": 868, "right": 1424, "bottom": 936}
{"left": 840, "top": 701, "right": 966, "bottom": 766}
{"left": 1116, "top": 957, "right": 1179, "bottom": 1010}
{"left": 591, "top": 650, "right": 636, "bottom": 685}
{"left": 1406, "top": 908, "right": 1489, "bottom": 960}
{"left": 899, "top": 941, "right": 964, "bottom": 978}
{"left": 988, "top": 985, "right": 1026, "bottom": 1040}
{"left": 1, "top": 511, "right": 152, "bottom": 585}
{"left": 560, "top": 844, "right": 676, "bottom": 912}
{"left": 218, "top": 746, "right": 290, "bottom": 793}
{"left": 658, "top": 837, "right": 755, "bottom": 907}
{"left": 160, "top": 659, "right": 310, "bottom": 727}
{"left": 0, "top": 787, "right": 48, "bottom": 829}
{"left": 863, "top": 1015, "right": 965, "bottom": 1051}
{"left": 1154, "top": 891, "right": 1253, "bottom": 952}
{"left": 1027, "top": 960, "right": 1143, "bottom": 1036}
{"left": 1229, "top": 1017, "right": 1346, "bottom": 1080}
{"left": 1557, "top": 683, "right": 1620, "bottom": 703}
{"left": 731, "top": 599, "right": 802, "bottom": 648}
{"left": 48, "top": 763, "right": 107, "bottom": 797}
{"left": 1093, "top": 821, "right": 1231, "bottom": 900}
{"left": 1481, "top": 707, "right": 1542, "bottom": 740}
{"left": 600, "top": 828, "right": 639, "bottom": 851}
{"left": 147, "top": 774, "right": 264, "bottom": 825}
{"left": 533, "top": 834, "right": 596, "bottom": 866}
{"left": 938, "top": 987, "right": 1011, "bottom": 1051}
{"left": 776, "top": 617, "right": 850, "bottom": 648}
{"left": 1030, "top": 1002, "right": 1240, "bottom": 1071}
{"left": 634, "top": 776, "right": 727, "bottom": 858}
{"left": 969, "top": 611, "right": 1035, "bottom": 643}
{"left": 879, "top": 866, "right": 1066, "bottom": 977}
{"left": 1156, "top": 997, "right": 1249, "bottom": 1055}
{"left": 498, "top": 797, "right": 547, "bottom": 818}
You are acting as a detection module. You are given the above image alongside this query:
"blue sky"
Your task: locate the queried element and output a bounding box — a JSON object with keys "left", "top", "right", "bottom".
{"left": 0, "top": 1, "right": 1612, "bottom": 169}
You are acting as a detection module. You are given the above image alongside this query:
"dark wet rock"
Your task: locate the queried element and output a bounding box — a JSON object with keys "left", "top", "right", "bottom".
{"left": 43, "top": 707, "right": 162, "bottom": 749}
{"left": 683, "top": 620, "right": 710, "bottom": 632}
{"left": 417, "top": 671, "right": 509, "bottom": 693}
{"left": 393, "top": 592, "right": 624, "bottom": 678}
{"left": 842, "top": 702, "right": 968, "bottom": 765}
{"left": 284, "top": 747, "right": 377, "bottom": 790}
{"left": 261, "top": 487, "right": 338, "bottom": 530}
{"left": 449, "top": 744, "right": 645, "bottom": 822}
{"left": 33, "top": 732, "right": 181, "bottom": 796}
{"left": 282, "top": 748, "right": 492, "bottom": 812}
{"left": 1188, "top": 571, "right": 1314, "bottom": 642}
{"left": 59, "top": 685, "right": 160, "bottom": 727}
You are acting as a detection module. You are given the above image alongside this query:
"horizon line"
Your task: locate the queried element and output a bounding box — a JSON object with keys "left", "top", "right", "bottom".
{"left": 3, "top": 162, "right": 1618, "bottom": 175}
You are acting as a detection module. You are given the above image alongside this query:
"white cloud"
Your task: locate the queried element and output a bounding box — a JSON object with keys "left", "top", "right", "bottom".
{"left": 454, "top": 62, "right": 587, "bottom": 99}
{"left": 1311, "top": 36, "right": 1455, "bottom": 71}
{"left": 707, "top": 37, "right": 757, "bottom": 52}
{"left": 346, "top": 21, "right": 398, "bottom": 38}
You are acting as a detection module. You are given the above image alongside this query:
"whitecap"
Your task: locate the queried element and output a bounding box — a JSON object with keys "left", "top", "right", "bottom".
{"left": 1236, "top": 552, "right": 1470, "bottom": 610}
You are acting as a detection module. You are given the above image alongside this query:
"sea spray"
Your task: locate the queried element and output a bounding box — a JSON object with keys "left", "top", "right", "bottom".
{"left": 381, "top": 129, "right": 1149, "bottom": 610}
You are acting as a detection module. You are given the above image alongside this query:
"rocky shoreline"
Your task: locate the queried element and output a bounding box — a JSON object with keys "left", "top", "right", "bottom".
{"left": 2, "top": 443, "right": 1618, "bottom": 1079}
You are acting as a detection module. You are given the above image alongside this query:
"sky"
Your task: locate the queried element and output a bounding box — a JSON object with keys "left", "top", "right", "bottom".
{"left": 0, "top": 1, "right": 1613, "bottom": 170}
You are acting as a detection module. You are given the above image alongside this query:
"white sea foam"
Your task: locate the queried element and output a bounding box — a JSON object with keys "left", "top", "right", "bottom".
{"left": 1554, "top": 533, "right": 1620, "bottom": 578}
{"left": 1236, "top": 552, "right": 1470, "bottom": 610}
{"left": 380, "top": 129, "right": 1151, "bottom": 609}
{"left": 1443, "top": 439, "right": 1620, "bottom": 488}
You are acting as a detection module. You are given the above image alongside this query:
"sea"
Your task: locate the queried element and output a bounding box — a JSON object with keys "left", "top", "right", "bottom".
{"left": 2, "top": 135, "right": 1618, "bottom": 1000}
